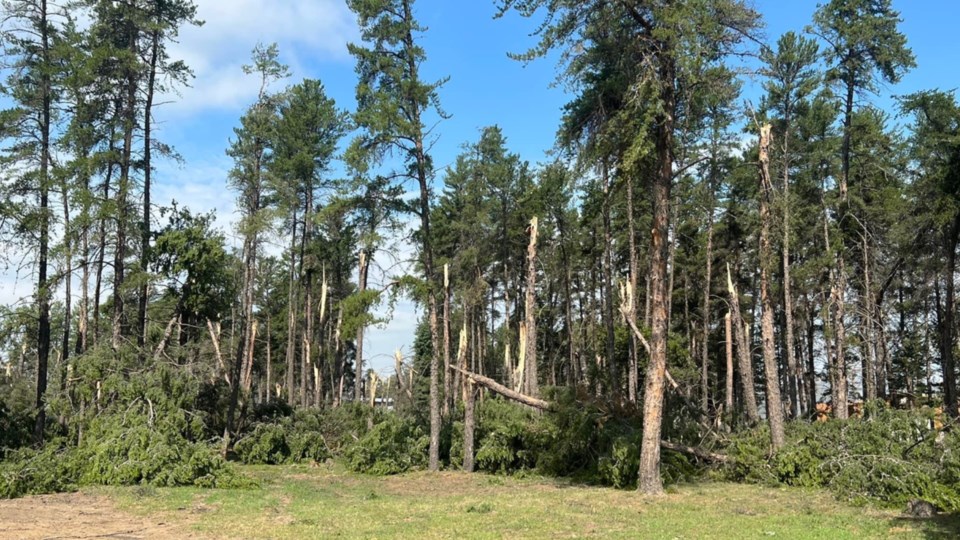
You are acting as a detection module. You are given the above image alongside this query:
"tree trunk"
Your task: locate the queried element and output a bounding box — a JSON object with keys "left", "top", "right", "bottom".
{"left": 701, "top": 184, "right": 714, "bottom": 415}
{"left": 626, "top": 174, "right": 639, "bottom": 403}
{"left": 638, "top": 54, "right": 675, "bottom": 495}
{"left": 601, "top": 165, "right": 617, "bottom": 396}
{"left": 33, "top": 0, "right": 52, "bottom": 443}
{"left": 112, "top": 18, "right": 140, "bottom": 350}
{"left": 780, "top": 107, "right": 800, "bottom": 420}
{"left": 525, "top": 217, "right": 539, "bottom": 397}
{"left": 463, "top": 381, "right": 476, "bottom": 472}
{"left": 354, "top": 250, "right": 370, "bottom": 402}
{"left": 443, "top": 263, "right": 452, "bottom": 414}
{"left": 728, "top": 264, "right": 760, "bottom": 424}
{"left": 138, "top": 27, "right": 160, "bottom": 351}
{"left": 60, "top": 169, "right": 72, "bottom": 392}
{"left": 942, "top": 217, "right": 960, "bottom": 416}
{"left": 725, "top": 312, "right": 734, "bottom": 419}
{"left": 285, "top": 207, "right": 299, "bottom": 405}
{"left": 758, "top": 124, "right": 786, "bottom": 451}
{"left": 861, "top": 235, "right": 877, "bottom": 402}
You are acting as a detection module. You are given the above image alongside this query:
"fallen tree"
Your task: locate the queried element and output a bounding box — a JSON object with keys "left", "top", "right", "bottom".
{"left": 449, "top": 364, "right": 729, "bottom": 464}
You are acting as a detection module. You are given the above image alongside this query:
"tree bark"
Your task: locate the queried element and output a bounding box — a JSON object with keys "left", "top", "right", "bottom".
{"left": 758, "top": 124, "right": 786, "bottom": 451}
{"left": 285, "top": 207, "right": 299, "bottom": 405}
{"left": 701, "top": 182, "right": 715, "bottom": 415}
{"left": 443, "top": 263, "right": 452, "bottom": 414}
{"left": 355, "top": 250, "right": 370, "bottom": 402}
{"left": 138, "top": 26, "right": 160, "bottom": 351}
{"left": 112, "top": 16, "right": 140, "bottom": 350}
{"left": 725, "top": 312, "right": 734, "bottom": 419}
{"left": 626, "top": 173, "right": 640, "bottom": 403}
{"left": 638, "top": 53, "right": 675, "bottom": 495}
{"left": 33, "top": 0, "right": 52, "bottom": 443}
{"left": 941, "top": 217, "right": 960, "bottom": 416}
{"left": 728, "top": 264, "right": 760, "bottom": 424}
{"left": 525, "top": 217, "right": 539, "bottom": 397}
{"left": 780, "top": 105, "right": 800, "bottom": 419}
{"left": 463, "top": 381, "right": 476, "bottom": 472}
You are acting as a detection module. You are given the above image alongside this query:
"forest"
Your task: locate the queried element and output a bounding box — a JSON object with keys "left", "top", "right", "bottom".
{"left": 2, "top": 0, "right": 960, "bottom": 534}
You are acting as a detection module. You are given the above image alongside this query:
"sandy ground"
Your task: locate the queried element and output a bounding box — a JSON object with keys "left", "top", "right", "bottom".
{"left": 0, "top": 492, "right": 200, "bottom": 540}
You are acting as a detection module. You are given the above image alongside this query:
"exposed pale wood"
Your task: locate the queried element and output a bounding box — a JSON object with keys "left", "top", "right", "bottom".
{"left": 450, "top": 364, "right": 551, "bottom": 411}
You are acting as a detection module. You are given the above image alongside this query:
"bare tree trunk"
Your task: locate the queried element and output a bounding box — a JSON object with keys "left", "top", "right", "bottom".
{"left": 758, "top": 124, "right": 786, "bottom": 451}
{"left": 601, "top": 166, "right": 617, "bottom": 396}
{"left": 728, "top": 264, "right": 760, "bottom": 424}
{"left": 638, "top": 56, "right": 675, "bottom": 495}
{"left": 207, "top": 319, "right": 227, "bottom": 383}
{"left": 701, "top": 188, "right": 714, "bottom": 415}
{"left": 354, "top": 251, "right": 369, "bottom": 402}
{"left": 942, "top": 218, "right": 960, "bottom": 416}
{"left": 112, "top": 18, "right": 140, "bottom": 350}
{"left": 525, "top": 217, "right": 539, "bottom": 397}
{"left": 242, "top": 320, "right": 258, "bottom": 393}
{"left": 138, "top": 26, "right": 160, "bottom": 351}
{"left": 463, "top": 381, "right": 476, "bottom": 472}
{"left": 626, "top": 175, "right": 639, "bottom": 403}
{"left": 285, "top": 208, "right": 299, "bottom": 405}
{"left": 443, "top": 263, "right": 452, "bottom": 414}
{"left": 725, "top": 312, "right": 734, "bottom": 420}
{"left": 60, "top": 173, "right": 72, "bottom": 392}
{"left": 861, "top": 235, "right": 877, "bottom": 403}
{"left": 781, "top": 115, "right": 800, "bottom": 420}
{"left": 832, "top": 259, "right": 849, "bottom": 419}
{"left": 33, "top": 0, "right": 52, "bottom": 443}
{"left": 302, "top": 188, "right": 315, "bottom": 407}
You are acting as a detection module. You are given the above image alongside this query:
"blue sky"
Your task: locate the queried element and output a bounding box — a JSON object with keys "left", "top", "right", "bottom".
{"left": 3, "top": 0, "right": 959, "bottom": 377}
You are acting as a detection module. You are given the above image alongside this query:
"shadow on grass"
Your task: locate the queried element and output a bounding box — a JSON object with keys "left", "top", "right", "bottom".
{"left": 893, "top": 513, "right": 960, "bottom": 540}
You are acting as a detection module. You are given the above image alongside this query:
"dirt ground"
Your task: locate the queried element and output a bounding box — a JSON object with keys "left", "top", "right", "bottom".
{"left": 0, "top": 491, "right": 199, "bottom": 540}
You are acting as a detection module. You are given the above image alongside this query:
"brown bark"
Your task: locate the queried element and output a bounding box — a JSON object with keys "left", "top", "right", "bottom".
{"left": 138, "top": 25, "right": 160, "bottom": 350}
{"left": 626, "top": 174, "right": 639, "bottom": 403}
{"left": 443, "top": 264, "right": 452, "bottom": 414}
{"left": 701, "top": 184, "right": 715, "bottom": 415}
{"left": 396, "top": 0, "right": 442, "bottom": 470}
{"left": 728, "top": 264, "right": 760, "bottom": 424}
{"left": 780, "top": 109, "right": 800, "bottom": 419}
{"left": 302, "top": 188, "right": 315, "bottom": 407}
{"left": 638, "top": 52, "right": 675, "bottom": 496}
{"left": 758, "top": 124, "right": 786, "bottom": 451}
{"left": 601, "top": 165, "right": 617, "bottom": 396}
{"left": 942, "top": 217, "right": 960, "bottom": 415}
{"left": 112, "top": 16, "right": 140, "bottom": 350}
{"left": 463, "top": 381, "right": 476, "bottom": 472}
{"left": 725, "top": 312, "right": 734, "bottom": 418}
{"left": 525, "top": 217, "right": 539, "bottom": 397}
{"left": 285, "top": 207, "right": 299, "bottom": 405}
{"left": 33, "top": 0, "right": 52, "bottom": 443}
{"left": 861, "top": 235, "right": 877, "bottom": 402}
{"left": 831, "top": 259, "right": 849, "bottom": 419}
{"left": 60, "top": 166, "right": 72, "bottom": 392}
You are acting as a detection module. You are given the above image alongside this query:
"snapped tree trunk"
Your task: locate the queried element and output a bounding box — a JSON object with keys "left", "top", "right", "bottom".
{"left": 758, "top": 124, "right": 786, "bottom": 451}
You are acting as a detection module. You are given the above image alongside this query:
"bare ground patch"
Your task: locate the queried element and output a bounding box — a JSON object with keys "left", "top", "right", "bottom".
{"left": 0, "top": 491, "right": 202, "bottom": 540}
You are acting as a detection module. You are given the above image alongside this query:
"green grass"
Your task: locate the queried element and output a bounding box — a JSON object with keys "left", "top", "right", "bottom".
{"left": 103, "top": 464, "right": 960, "bottom": 539}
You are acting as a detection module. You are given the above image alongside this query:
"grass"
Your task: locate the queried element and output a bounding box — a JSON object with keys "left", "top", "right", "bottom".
{"left": 102, "top": 463, "right": 960, "bottom": 539}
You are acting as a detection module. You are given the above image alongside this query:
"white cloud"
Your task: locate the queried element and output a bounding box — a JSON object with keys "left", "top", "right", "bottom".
{"left": 163, "top": 0, "right": 358, "bottom": 115}
{"left": 153, "top": 157, "right": 239, "bottom": 246}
